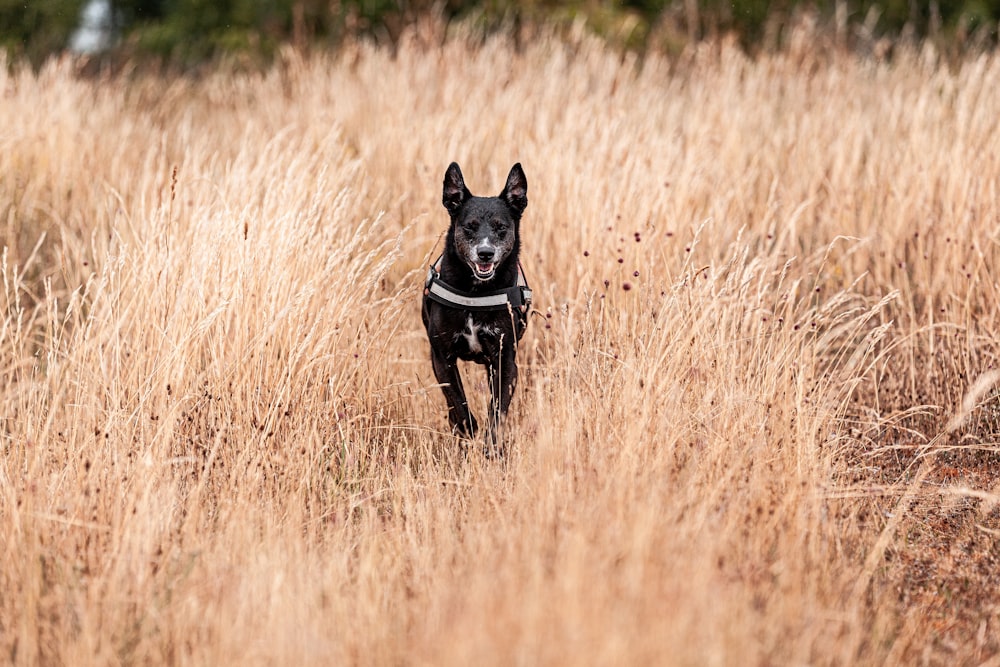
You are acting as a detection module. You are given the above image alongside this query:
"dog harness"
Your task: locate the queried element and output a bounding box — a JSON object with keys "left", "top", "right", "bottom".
{"left": 424, "top": 254, "right": 532, "bottom": 314}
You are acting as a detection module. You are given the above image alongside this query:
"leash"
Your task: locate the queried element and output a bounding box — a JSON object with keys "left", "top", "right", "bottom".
{"left": 424, "top": 254, "right": 532, "bottom": 314}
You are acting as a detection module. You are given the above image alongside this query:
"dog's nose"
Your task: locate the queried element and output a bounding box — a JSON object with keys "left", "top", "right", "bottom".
{"left": 477, "top": 247, "right": 496, "bottom": 262}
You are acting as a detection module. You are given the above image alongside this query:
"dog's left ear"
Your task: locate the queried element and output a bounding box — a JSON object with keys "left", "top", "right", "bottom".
{"left": 500, "top": 163, "right": 527, "bottom": 215}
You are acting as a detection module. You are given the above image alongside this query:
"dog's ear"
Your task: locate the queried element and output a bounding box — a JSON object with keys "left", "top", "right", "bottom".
{"left": 443, "top": 162, "right": 471, "bottom": 213}
{"left": 500, "top": 163, "right": 527, "bottom": 215}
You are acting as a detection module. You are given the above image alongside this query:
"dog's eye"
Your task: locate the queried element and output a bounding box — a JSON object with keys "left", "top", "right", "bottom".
{"left": 462, "top": 221, "right": 478, "bottom": 234}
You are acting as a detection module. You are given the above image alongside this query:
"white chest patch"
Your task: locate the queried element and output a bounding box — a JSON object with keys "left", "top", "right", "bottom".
{"left": 463, "top": 315, "right": 482, "bottom": 354}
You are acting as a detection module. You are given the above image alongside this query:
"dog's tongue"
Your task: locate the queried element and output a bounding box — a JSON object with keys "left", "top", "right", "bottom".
{"left": 476, "top": 262, "right": 495, "bottom": 275}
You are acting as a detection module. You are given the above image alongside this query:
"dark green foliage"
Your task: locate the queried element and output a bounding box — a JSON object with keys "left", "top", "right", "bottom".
{"left": 855, "top": 0, "right": 998, "bottom": 37}
{"left": 2, "top": 1, "right": 999, "bottom": 67}
{"left": 0, "top": 0, "right": 84, "bottom": 62}
{"left": 121, "top": 0, "right": 295, "bottom": 64}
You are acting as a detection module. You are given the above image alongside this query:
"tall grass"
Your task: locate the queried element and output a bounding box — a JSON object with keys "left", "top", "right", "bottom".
{"left": 2, "top": 27, "right": 1000, "bottom": 665}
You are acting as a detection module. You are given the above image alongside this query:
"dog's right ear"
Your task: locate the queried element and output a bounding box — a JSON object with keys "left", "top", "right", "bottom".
{"left": 443, "top": 162, "right": 471, "bottom": 214}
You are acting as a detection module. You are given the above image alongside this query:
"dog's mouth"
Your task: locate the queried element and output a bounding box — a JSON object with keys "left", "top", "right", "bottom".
{"left": 471, "top": 261, "right": 496, "bottom": 280}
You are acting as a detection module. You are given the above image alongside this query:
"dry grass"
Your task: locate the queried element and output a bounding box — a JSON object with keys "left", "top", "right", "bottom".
{"left": 3, "top": 26, "right": 1000, "bottom": 666}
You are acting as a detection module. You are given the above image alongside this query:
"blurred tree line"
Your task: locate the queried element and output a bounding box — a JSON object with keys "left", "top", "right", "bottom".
{"left": 1, "top": 0, "right": 998, "bottom": 66}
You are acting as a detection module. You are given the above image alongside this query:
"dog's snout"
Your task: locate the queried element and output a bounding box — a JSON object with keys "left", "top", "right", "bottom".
{"left": 477, "top": 246, "right": 496, "bottom": 262}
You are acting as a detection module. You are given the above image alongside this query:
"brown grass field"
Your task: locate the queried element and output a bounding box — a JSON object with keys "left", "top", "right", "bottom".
{"left": 2, "top": 24, "right": 1000, "bottom": 666}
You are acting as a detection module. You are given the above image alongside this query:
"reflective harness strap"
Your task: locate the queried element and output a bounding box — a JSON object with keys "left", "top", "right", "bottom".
{"left": 424, "top": 255, "right": 532, "bottom": 313}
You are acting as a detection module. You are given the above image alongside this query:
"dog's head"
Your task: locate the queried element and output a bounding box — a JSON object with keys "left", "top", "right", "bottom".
{"left": 442, "top": 162, "right": 527, "bottom": 282}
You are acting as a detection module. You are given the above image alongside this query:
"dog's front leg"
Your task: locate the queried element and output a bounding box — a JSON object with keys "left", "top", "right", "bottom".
{"left": 485, "top": 342, "right": 518, "bottom": 457}
{"left": 430, "top": 346, "right": 478, "bottom": 437}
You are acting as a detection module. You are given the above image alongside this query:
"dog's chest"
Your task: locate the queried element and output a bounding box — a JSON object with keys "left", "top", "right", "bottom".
{"left": 454, "top": 314, "right": 498, "bottom": 355}
{"left": 460, "top": 315, "right": 483, "bottom": 353}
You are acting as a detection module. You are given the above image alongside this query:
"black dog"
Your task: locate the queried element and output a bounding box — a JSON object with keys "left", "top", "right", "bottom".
{"left": 422, "top": 162, "right": 532, "bottom": 454}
